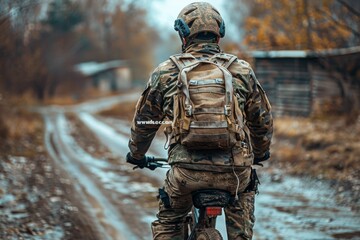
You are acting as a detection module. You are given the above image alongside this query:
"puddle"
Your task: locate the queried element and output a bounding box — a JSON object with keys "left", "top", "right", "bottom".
{"left": 0, "top": 193, "right": 16, "bottom": 205}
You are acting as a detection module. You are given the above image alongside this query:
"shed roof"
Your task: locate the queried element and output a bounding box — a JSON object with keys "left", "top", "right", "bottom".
{"left": 75, "top": 60, "right": 128, "bottom": 76}
{"left": 251, "top": 46, "right": 360, "bottom": 59}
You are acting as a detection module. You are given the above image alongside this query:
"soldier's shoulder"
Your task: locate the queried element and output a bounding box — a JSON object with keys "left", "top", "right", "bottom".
{"left": 156, "top": 58, "right": 177, "bottom": 72}
{"left": 149, "top": 58, "right": 178, "bottom": 87}
{"left": 229, "top": 57, "right": 253, "bottom": 75}
{"left": 153, "top": 59, "right": 177, "bottom": 78}
{"left": 234, "top": 58, "right": 252, "bottom": 68}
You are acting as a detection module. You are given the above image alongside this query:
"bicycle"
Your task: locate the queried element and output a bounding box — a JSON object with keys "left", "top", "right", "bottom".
{"left": 136, "top": 156, "right": 232, "bottom": 240}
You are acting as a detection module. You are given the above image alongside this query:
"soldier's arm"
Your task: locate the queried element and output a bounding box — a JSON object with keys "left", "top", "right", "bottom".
{"left": 245, "top": 71, "right": 273, "bottom": 160}
{"left": 128, "top": 69, "right": 164, "bottom": 160}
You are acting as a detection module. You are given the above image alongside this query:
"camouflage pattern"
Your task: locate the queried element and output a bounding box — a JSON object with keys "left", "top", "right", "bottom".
{"left": 128, "top": 42, "right": 273, "bottom": 240}
{"left": 176, "top": 2, "right": 224, "bottom": 38}
{"left": 225, "top": 191, "right": 255, "bottom": 239}
{"left": 151, "top": 166, "right": 253, "bottom": 240}
{"left": 128, "top": 42, "right": 273, "bottom": 165}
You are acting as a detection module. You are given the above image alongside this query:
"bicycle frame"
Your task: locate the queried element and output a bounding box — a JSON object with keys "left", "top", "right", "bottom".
{"left": 140, "top": 157, "right": 230, "bottom": 240}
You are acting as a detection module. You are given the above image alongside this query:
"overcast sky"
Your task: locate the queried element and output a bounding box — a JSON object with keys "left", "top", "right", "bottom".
{"left": 150, "top": 0, "right": 227, "bottom": 31}
{"left": 144, "top": 0, "right": 241, "bottom": 64}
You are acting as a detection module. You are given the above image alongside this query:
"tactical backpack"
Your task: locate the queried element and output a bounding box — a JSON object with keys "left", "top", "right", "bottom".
{"left": 169, "top": 53, "right": 245, "bottom": 150}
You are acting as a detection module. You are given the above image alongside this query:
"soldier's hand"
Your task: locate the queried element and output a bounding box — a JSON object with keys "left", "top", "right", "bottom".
{"left": 126, "top": 152, "right": 147, "bottom": 169}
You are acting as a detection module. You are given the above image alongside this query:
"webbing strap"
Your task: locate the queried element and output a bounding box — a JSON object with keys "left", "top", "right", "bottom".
{"left": 171, "top": 94, "right": 180, "bottom": 137}
{"left": 190, "top": 121, "right": 228, "bottom": 129}
{"left": 210, "top": 53, "right": 238, "bottom": 69}
{"left": 189, "top": 87, "right": 225, "bottom": 94}
{"left": 189, "top": 78, "right": 223, "bottom": 86}
{"left": 233, "top": 96, "right": 245, "bottom": 140}
{"left": 169, "top": 53, "right": 196, "bottom": 71}
{"left": 223, "top": 55, "right": 238, "bottom": 69}
{"left": 193, "top": 107, "right": 224, "bottom": 114}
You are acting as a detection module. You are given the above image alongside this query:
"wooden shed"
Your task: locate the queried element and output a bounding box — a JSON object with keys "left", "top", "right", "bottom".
{"left": 251, "top": 46, "right": 360, "bottom": 116}
{"left": 75, "top": 60, "right": 131, "bottom": 93}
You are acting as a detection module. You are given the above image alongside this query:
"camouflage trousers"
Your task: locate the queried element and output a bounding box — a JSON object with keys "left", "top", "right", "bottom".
{"left": 151, "top": 166, "right": 255, "bottom": 240}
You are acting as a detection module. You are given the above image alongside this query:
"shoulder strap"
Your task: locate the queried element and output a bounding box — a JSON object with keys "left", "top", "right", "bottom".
{"left": 210, "top": 53, "right": 237, "bottom": 69}
{"left": 169, "top": 53, "right": 197, "bottom": 71}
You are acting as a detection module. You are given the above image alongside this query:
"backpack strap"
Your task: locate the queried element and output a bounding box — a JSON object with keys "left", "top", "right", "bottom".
{"left": 210, "top": 53, "right": 238, "bottom": 69}
{"left": 169, "top": 53, "right": 198, "bottom": 134}
{"left": 169, "top": 53, "right": 197, "bottom": 71}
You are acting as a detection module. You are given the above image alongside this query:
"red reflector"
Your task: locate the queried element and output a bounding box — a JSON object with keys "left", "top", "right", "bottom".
{"left": 206, "top": 207, "right": 222, "bottom": 216}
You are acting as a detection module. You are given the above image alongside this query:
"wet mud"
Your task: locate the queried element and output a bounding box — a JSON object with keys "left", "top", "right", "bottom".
{"left": 20, "top": 93, "right": 360, "bottom": 239}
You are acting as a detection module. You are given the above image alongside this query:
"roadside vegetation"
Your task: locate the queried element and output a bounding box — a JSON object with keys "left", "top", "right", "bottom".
{"left": 0, "top": 100, "right": 99, "bottom": 239}
{"left": 98, "top": 101, "right": 137, "bottom": 121}
{"left": 272, "top": 117, "right": 360, "bottom": 182}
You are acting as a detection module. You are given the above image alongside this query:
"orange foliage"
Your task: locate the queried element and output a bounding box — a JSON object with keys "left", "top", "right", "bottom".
{"left": 228, "top": 0, "right": 359, "bottom": 50}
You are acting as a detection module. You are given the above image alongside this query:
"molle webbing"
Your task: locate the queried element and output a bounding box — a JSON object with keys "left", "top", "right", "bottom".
{"left": 190, "top": 121, "right": 228, "bottom": 129}
{"left": 189, "top": 86, "right": 225, "bottom": 94}
{"left": 169, "top": 52, "right": 242, "bottom": 150}
{"left": 193, "top": 107, "right": 224, "bottom": 115}
{"left": 189, "top": 78, "right": 223, "bottom": 86}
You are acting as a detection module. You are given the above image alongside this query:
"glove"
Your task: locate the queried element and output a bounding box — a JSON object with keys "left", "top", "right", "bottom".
{"left": 254, "top": 151, "right": 270, "bottom": 165}
{"left": 126, "top": 152, "right": 147, "bottom": 169}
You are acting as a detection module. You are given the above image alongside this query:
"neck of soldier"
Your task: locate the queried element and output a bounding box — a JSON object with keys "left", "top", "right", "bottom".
{"left": 183, "top": 41, "right": 221, "bottom": 56}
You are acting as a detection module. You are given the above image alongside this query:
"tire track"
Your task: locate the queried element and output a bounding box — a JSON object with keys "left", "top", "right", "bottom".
{"left": 41, "top": 92, "right": 360, "bottom": 240}
{"left": 44, "top": 112, "right": 137, "bottom": 240}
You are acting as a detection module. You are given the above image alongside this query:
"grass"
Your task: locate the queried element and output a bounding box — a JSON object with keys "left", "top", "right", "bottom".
{"left": 98, "top": 101, "right": 137, "bottom": 121}
{"left": 272, "top": 116, "right": 360, "bottom": 182}
{"left": 0, "top": 102, "right": 44, "bottom": 158}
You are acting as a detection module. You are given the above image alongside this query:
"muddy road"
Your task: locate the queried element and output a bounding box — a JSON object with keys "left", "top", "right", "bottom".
{"left": 40, "top": 93, "right": 360, "bottom": 240}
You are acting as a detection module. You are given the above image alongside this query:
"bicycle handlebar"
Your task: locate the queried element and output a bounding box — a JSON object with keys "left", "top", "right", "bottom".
{"left": 133, "top": 156, "right": 169, "bottom": 170}
{"left": 145, "top": 156, "right": 168, "bottom": 170}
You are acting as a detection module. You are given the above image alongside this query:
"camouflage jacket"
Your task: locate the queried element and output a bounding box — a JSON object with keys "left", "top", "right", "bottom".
{"left": 128, "top": 42, "right": 273, "bottom": 171}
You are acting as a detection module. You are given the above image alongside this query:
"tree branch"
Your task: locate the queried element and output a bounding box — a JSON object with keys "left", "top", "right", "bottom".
{"left": 316, "top": 6, "right": 360, "bottom": 37}
{"left": 337, "top": 0, "right": 360, "bottom": 18}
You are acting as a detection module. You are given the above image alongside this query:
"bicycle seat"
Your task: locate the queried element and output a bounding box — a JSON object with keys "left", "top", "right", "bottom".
{"left": 192, "top": 189, "right": 232, "bottom": 209}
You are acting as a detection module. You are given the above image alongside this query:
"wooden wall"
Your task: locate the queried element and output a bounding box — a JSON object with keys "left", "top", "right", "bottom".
{"left": 253, "top": 49, "right": 359, "bottom": 117}
{"left": 254, "top": 58, "right": 313, "bottom": 116}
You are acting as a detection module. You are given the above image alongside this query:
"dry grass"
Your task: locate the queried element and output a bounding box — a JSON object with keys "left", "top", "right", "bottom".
{"left": 272, "top": 116, "right": 360, "bottom": 182}
{"left": 0, "top": 101, "right": 43, "bottom": 157}
{"left": 98, "top": 101, "right": 137, "bottom": 121}
{"left": 43, "top": 88, "right": 138, "bottom": 105}
{"left": 43, "top": 89, "right": 120, "bottom": 106}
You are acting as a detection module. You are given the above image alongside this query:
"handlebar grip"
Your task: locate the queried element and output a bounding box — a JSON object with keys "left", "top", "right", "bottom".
{"left": 145, "top": 156, "right": 155, "bottom": 163}
{"left": 143, "top": 156, "right": 168, "bottom": 170}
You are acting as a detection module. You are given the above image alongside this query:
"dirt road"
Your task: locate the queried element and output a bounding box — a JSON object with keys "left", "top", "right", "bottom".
{"left": 40, "top": 93, "right": 360, "bottom": 240}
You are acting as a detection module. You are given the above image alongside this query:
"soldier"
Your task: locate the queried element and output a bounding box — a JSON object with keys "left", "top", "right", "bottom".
{"left": 126, "top": 2, "right": 273, "bottom": 239}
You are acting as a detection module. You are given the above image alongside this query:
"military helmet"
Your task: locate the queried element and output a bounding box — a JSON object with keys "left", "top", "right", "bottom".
{"left": 174, "top": 2, "right": 225, "bottom": 39}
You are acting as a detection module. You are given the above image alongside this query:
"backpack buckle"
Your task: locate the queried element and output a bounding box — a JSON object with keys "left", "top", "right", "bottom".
{"left": 224, "top": 105, "right": 231, "bottom": 116}
{"left": 215, "top": 78, "right": 223, "bottom": 84}
{"left": 185, "top": 105, "right": 193, "bottom": 117}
